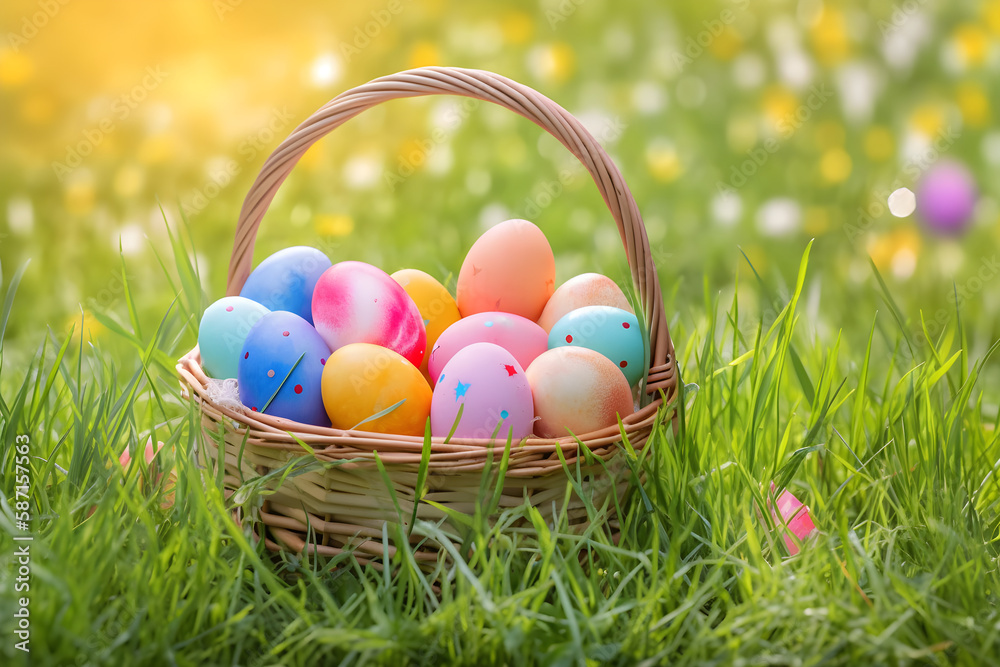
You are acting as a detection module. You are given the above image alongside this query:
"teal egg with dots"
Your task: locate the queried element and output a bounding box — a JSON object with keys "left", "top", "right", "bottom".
{"left": 238, "top": 311, "right": 331, "bottom": 426}
{"left": 548, "top": 306, "right": 644, "bottom": 386}
{"left": 198, "top": 296, "right": 271, "bottom": 379}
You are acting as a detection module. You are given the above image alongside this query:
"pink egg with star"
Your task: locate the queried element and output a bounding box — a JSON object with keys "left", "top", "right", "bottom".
{"left": 430, "top": 342, "right": 534, "bottom": 440}
{"left": 311, "top": 261, "right": 426, "bottom": 367}
{"left": 427, "top": 312, "right": 547, "bottom": 387}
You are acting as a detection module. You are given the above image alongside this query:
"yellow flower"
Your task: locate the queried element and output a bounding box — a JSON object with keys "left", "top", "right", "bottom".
{"left": 66, "top": 311, "right": 106, "bottom": 346}
{"left": 908, "top": 104, "right": 946, "bottom": 137}
{"left": 762, "top": 85, "right": 798, "bottom": 131}
{"left": 810, "top": 7, "right": 850, "bottom": 65}
{"left": 298, "top": 142, "right": 325, "bottom": 171}
{"left": 953, "top": 24, "right": 989, "bottom": 66}
{"left": 533, "top": 43, "right": 576, "bottom": 83}
{"left": 804, "top": 207, "right": 831, "bottom": 235}
{"left": 501, "top": 12, "right": 533, "bottom": 44}
{"left": 65, "top": 180, "right": 95, "bottom": 215}
{"left": 956, "top": 82, "right": 990, "bottom": 127}
{"left": 646, "top": 142, "right": 683, "bottom": 183}
{"left": 409, "top": 42, "right": 439, "bottom": 69}
{"left": 114, "top": 165, "right": 145, "bottom": 198}
{"left": 0, "top": 50, "right": 33, "bottom": 87}
{"left": 867, "top": 228, "right": 921, "bottom": 278}
{"left": 314, "top": 214, "right": 354, "bottom": 237}
{"left": 820, "top": 148, "right": 851, "bottom": 184}
{"left": 709, "top": 28, "right": 743, "bottom": 61}
{"left": 864, "top": 126, "right": 894, "bottom": 161}
{"left": 985, "top": 0, "right": 1000, "bottom": 36}
{"left": 138, "top": 133, "right": 175, "bottom": 165}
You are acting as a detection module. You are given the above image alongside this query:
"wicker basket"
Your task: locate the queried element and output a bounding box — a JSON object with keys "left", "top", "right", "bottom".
{"left": 177, "top": 66, "right": 679, "bottom": 567}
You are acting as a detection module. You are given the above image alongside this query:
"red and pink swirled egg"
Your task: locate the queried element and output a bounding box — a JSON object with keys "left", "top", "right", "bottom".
{"left": 311, "top": 261, "right": 426, "bottom": 367}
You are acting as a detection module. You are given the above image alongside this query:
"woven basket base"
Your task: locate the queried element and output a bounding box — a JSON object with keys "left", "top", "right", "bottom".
{"left": 200, "top": 413, "right": 643, "bottom": 571}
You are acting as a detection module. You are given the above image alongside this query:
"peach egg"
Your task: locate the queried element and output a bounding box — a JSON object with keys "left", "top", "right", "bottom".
{"left": 456, "top": 219, "right": 555, "bottom": 320}
{"left": 536, "top": 273, "right": 634, "bottom": 333}
{"left": 525, "top": 347, "right": 634, "bottom": 438}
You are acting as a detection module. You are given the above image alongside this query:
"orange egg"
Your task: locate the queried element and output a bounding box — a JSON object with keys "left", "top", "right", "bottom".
{"left": 536, "top": 273, "right": 634, "bottom": 333}
{"left": 456, "top": 219, "right": 555, "bottom": 320}
{"left": 321, "top": 343, "right": 431, "bottom": 436}
{"left": 390, "top": 269, "right": 461, "bottom": 379}
{"left": 525, "top": 347, "right": 634, "bottom": 438}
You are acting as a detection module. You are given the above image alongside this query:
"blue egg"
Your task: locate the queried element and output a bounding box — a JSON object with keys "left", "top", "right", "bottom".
{"left": 238, "top": 311, "right": 331, "bottom": 426}
{"left": 548, "top": 306, "right": 644, "bottom": 386}
{"left": 199, "top": 297, "right": 271, "bottom": 379}
{"left": 240, "top": 246, "right": 332, "bottom": 323}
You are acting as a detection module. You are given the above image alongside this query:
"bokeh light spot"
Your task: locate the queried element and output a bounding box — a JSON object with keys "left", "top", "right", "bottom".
{"left": 888, "top": 188, "right": 916, "bottom": 218}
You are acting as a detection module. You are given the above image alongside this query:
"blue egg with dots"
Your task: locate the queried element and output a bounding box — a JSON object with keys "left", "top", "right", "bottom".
{"left": 240, "top": 246, "right": 332, "bottom": 324}
{"left": 548, "top": 306, "right": 645, "bottom": 386}
{"left": 238, "top": 311, "right": 331, "bottom": 426}
{"left": 198, "top": 296, "right": 270, "bottom": 379}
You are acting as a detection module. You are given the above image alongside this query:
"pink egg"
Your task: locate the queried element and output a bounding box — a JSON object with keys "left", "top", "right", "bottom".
{"left": 430, "top": 342, "right": 534, "bottom": 440}
{"left": 427, "top": 312, "right": 547, "bottom": 387}
{"left": 312, "top": 261, "right": 426, "bottom": 367}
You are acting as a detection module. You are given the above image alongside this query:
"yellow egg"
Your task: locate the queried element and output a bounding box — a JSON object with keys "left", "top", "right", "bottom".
{"left": 457, "top": 219, "right": 555, "bottom": 320}
{"left": 321, "top": 343, "right": 431, "bottom": 436}
{"left": 390, "top": 269, "right": 461, "bottom": 378}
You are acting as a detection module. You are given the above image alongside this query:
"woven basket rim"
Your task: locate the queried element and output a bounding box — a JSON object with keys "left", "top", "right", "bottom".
{"left": 178, "top": 347, "right": 671, "bottom": 465}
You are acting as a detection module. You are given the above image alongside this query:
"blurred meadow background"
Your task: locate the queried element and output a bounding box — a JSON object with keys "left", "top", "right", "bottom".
{"left": 6, "top": 1, "right": 1000, "bottom": 664}
{"left": 2, "top": 0, "right": 1000, "bottom": 373}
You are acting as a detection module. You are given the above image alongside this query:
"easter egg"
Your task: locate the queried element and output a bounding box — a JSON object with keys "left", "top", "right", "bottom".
{"left": 238, "top": 311, "right": 331, "bottom": 426}
{"left": 390, "top": 269, "right": 461, "bottom": 378}
{"left": 537, "top": 273, "right": 634, "bottom": 333}
{"left": 427, "top": 312, "right": 547, "bottom": 387}
{"left": 526, "top": 347, "right": 634, "bottom": 439}
{"left": 240, "top": 246, "right": 332, "bottom": 323}
{"left": 321, "top": 343, "right": 431, "bottom": 436}
{"left": 456, "top": 219, "right": 555, "bottom": 320}
{"left": 198, "top": 296, "right": 270, "bottom": 379}
{"left": 312, "top": 261, "right": 426, "bottom": 367}
{"left": 548, "top": 306, "right": 645, "bottom": 386}
{"left": 916, "top": 160, "right": 977, "bottom": 235}
{"left": 430, "top": 342, "right": 534, "bottom": 440}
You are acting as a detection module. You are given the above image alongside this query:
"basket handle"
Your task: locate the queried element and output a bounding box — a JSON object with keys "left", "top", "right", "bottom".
{"left": 226, "top": 66, "right": 676, "bottom": 398}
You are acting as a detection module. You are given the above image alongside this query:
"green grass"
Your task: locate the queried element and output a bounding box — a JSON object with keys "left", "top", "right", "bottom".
{"left": 2, "top": 228, "right": 1000, "bottom": 666}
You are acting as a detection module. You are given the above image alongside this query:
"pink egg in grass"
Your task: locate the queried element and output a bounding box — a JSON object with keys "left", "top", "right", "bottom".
{"left": 916, "top": 160, "right": 977, "bottom": 236}
{"left": 430, "top": 342, "right": 534, "bottom": 440}
{"left": 427, "top": 312, "right": 547, "bottom": 387}
{"left": 768, "top": 482, "right": 818, "bottom": 556}
{"left": 311, "top": 261, "right": 426, "bottom": 367}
